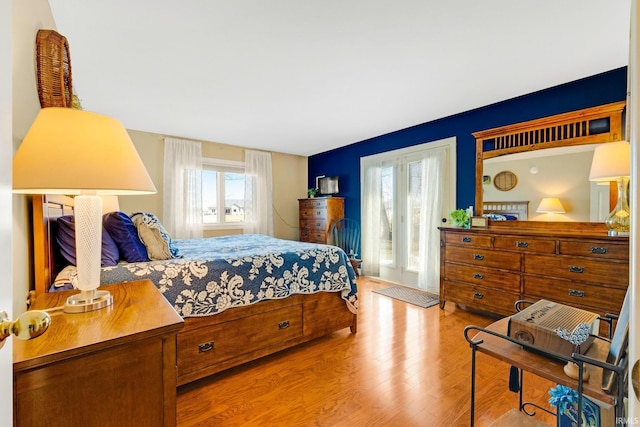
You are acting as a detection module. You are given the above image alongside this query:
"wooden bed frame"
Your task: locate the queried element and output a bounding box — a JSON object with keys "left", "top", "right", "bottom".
{"left": 32, "top": 194, "right": 357, "bottom": 386}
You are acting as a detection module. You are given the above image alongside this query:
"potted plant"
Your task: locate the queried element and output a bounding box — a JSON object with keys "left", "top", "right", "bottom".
{"left": 307, "top": 188, "right": 318, "bottom": 198}
{"left": 450, "top": 209, "right": 470, "bottom": 228}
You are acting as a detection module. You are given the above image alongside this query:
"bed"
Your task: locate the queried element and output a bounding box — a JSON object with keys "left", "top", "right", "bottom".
{"left": 32, "top": 194, "right": 358, "bottom": 386}
{"left": 482, "top": 200, "right": 529, "bottom": 221}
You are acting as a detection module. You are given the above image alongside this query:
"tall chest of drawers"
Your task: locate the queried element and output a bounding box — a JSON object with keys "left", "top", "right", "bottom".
{"left": 439, "top": 226, "right": 629, "bottom": 320}
{"left": 298, "top": 197, "right": 344, "bottom": 243}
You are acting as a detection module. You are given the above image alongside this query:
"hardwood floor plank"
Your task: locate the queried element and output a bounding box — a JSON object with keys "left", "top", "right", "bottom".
{"left": 177, "top": 277, "right": 557, "bottom": 426}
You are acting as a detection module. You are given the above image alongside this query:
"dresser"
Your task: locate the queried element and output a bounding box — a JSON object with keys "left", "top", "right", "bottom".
{"left": 13, "top": 280, "right": 184, "bottom": 427}
{"left": 298, "top": 197, "right": 344, "bottom": 243}
{"left": 439, "top": 226, "right": 629, "bottom": 321}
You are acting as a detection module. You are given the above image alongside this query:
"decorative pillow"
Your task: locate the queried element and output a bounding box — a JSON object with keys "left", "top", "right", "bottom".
{"left": 130, "top": 212, "right": 179, "bottom": 260}
{"left": 51, "top": 264, "right": 78, "bottom": 291}
{"left": 103, "top": 211, "right": 150, "bottom": 263}
{"left": 56, "top": 215, "right": 120, "bottom": 267}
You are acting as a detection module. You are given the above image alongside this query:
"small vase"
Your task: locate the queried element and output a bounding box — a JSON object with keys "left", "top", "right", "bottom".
{"left": 563, "top": 361, "right": 589, "bottom": 381}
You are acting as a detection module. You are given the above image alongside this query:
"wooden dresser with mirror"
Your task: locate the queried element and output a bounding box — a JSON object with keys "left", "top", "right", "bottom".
{"left": 440, "top": 101, "right": 629, "bottom": 323}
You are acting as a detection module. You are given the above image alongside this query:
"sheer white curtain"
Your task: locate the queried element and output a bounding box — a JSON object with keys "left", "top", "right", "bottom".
{"left": 163, "top": 137, "right": 203, "bottom": 239}
{"left": 361, "top": 163, "right": 382, "bottom": 276}
{"left": 243, "top": 150, "right": 273, "bottom": 235}
{"left": 417, "top": 148, "right": 446, "bottom": 291}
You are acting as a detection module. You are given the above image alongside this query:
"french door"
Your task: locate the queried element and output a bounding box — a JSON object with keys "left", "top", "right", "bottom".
{"left": 361, "top": 137, "right": 456, "bottom": 292}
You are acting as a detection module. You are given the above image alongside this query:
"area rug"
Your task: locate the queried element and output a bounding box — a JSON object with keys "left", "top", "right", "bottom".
{"left": 372, "top": 285, "right": 439, "bottom": 309}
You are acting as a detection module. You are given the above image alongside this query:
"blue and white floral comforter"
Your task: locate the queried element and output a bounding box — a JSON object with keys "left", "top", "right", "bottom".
{"left": 62, "top": 234, "right": 358, "bottom": 318}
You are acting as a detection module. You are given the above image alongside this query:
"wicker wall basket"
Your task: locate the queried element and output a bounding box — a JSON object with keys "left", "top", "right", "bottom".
{"left": 36, "top": 29, "right": 73, "bottom": 108}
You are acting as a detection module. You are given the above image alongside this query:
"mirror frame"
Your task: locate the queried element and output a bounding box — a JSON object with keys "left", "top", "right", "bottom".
{"left": 473, "top": 101, "right": 625, "bottom": 227}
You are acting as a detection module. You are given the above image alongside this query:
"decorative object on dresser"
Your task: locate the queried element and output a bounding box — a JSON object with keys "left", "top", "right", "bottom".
{"left": 298, "top": 197, "right": 344, "bottom": 243}
{"left": 13, "top": 108, "right": 156, "bottom": 313}
{"left": 588, "top": 140, "right": 631, "bottom": 236}
{"left": 13, "top": 280, "right": 184, "bottom": 427}
{"left": 438, "top": 226, "right": 629, "bottom": 332}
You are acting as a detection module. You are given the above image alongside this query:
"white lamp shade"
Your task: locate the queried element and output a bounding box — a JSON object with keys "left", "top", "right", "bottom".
{"left": 536, "top": 197, "right": 565, "bottom": 213}
{"left": 13, "top": 108, "right": 156, "bottom": 195}
{"left": 588, "top": 140, "right": 631, "bottom": 181}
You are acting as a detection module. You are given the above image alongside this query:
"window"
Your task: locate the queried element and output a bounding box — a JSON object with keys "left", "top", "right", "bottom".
{"left": 202, "top": 158, "right": 246, "bottom": 227}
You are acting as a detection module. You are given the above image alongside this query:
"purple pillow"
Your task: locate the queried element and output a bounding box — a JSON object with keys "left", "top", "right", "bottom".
{"left": 56, "top": 215, "right": 120, "bottom": 267}
{"left": 103, "top": 211, "right": 150, "bottom": 263}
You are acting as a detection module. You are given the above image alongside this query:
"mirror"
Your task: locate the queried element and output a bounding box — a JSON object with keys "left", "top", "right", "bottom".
{"left": 483, "top": 145, "right": 600, "bottom": 222}
{"left": 474, "top": 101, "right": 625, "bottom": 223}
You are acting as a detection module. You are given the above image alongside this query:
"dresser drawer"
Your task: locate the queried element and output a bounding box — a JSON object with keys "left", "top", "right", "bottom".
{"left": 493, "top": 236, "right": 556, "bottom": 254}
{"left": 444, "top": 263, "right": 520, "bottom": 293}
{"left": 444, "top": 232, "right": 492, "bottom": 248}
{"left": 444, "top": 246, "right": 521, "bottom": 271}
{"left": 299, "top": 198, "right": 327, "bottom": 210}
{"left": 558, "top": 240, "right": 629, "bottom": 261}
{"left": 444, "top": 281, "right": 518, "bottom": 315}
{"left": 178, "top": 304, "right": 303, "bottom": 377}
{"left": 300, "top": 208, "right": 327, "bottom": 220}
{"left": 299, "top": 229, "right": 326, "bottom": 243}
{"left": 300, "top": 219, "right": 327, "bottom": 231}
{"left": 523, "top": 254, "right": 629, "bottom": 287}
{"left": 523, "top": 276, "right": 626, "bottom": 313}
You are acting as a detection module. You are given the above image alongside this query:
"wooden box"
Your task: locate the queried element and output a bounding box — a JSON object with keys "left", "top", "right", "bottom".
{"left": 507, "top": 299, "right": 599, "bottom": 357}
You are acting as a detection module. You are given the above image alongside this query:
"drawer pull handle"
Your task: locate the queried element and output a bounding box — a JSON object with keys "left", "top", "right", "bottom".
{"left": 590, "top": 247, "right": 608, "bottom": 255}
{"left": 568, "top": 265, "right": 585, "bottom": 274}
{"left": 198, "top": 341, "right": 214, "bottom": 353}
{"left": 473, "top": 273, "right": 484, "bottom": 280}
{"left": 568, "top": 289, "right": 585, "bottom": 298}
{"left": 473, "top": 254, "right": 484, "bottom": 261}
{"left": 462, "top": 237, "right": 472, "bottom": 243}
{"left": 278, "top": 320, "right": 290, "bottom": 330}
{"left": 473, "top": 292, "right": 484, "bottom": 299}
{"left": 516, "top": 241, "right": 529, "bottom": 248}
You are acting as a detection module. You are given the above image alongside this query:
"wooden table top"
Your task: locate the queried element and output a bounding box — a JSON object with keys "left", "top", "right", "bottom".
{"left": 13, "top": 280, "right": 184, "bottom": 372}
{"left": 470, "top": 317, "right": 614, "bottom": 404}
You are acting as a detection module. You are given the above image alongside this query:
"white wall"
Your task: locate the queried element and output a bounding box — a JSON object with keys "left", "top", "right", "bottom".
{"left": 12, "top": 0, "right": 57, "bottom": 313}
{"left": 0, "top": 1, "right": 12, "bottom": 425}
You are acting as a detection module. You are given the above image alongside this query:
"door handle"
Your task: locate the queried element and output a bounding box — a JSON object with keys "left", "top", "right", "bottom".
{"left": 0, "top": 310, "right": 51, "bottom": 350}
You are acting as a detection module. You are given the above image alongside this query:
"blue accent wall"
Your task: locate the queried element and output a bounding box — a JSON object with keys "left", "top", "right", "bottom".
{"left": 308, "top": 67, "right": 627, "bottom": 223}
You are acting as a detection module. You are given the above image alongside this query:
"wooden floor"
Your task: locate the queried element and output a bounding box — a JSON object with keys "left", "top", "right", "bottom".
{"left": 177, "top": 277, "right": 557, "bottom": 426}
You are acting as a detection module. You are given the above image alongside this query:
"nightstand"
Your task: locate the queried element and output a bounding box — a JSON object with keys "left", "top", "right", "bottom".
{"left": 13, "top": 280, "right": 184, "bottom": 427}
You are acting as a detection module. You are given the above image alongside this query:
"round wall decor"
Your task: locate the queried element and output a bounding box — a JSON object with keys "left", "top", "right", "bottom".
{"left": 493, "top": 170, "right": 517, "bottom": 191}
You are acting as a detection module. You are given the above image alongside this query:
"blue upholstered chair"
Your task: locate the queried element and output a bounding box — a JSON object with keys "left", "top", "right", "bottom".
{"left": 328, "top": 218, "right": 361, "bottom": 277}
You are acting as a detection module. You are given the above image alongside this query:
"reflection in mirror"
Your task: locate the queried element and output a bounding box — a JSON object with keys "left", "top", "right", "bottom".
{"left": 482, "top": 145, "right": 608, "bottom": 222}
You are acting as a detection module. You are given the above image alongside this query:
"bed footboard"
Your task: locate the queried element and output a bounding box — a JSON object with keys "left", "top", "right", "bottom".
{"left": 177, "top": 292, "right": 356, "bottom": 386}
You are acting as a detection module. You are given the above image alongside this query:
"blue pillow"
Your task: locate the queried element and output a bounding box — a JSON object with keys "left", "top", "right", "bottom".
{"left": 103, "top": 211, "right": 150, "bottom": 262}
{"left": 56, "top": 215, "right": 120, "bottom": 267}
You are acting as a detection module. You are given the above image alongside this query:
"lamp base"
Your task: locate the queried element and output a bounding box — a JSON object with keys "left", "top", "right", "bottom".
{"left": 63, "top": 289, "right": 113, "bottom": 313}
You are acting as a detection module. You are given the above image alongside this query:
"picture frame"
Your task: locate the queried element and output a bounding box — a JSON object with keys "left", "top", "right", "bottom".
{"left": 470, "top": 216, "right": 488, "bottom": 228}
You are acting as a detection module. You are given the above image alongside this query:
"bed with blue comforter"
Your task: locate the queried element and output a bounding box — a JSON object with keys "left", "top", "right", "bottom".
{"left": 36, "top": 196, "right": 358, "bottom": 385}
{"left": 66, "top": 234, "right": 359, "bottom": 317}
{"left": 35, "top": 195, "right": 359, "bottom": 385}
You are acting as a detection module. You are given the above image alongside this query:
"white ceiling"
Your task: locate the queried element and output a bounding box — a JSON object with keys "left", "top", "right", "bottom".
{"left": 48, "top": 0, "right": 631, "bottom": 157}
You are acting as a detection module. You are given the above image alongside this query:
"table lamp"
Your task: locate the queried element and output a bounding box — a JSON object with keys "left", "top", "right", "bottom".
{"left": 13, "top": 108, "right": 156, "bottom": 312}
{"left": 588, "top": 140, "right": 631, "bottom": 236}
{"left": 536, "top": 197, "right": 565, "bottom": 220}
